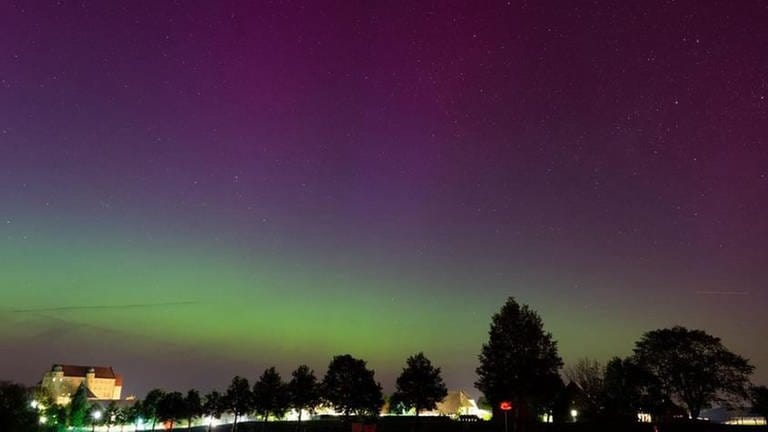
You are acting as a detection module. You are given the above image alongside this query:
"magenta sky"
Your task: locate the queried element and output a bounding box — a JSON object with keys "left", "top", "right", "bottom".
{"left": 1, "top": 1, "right": 767, "bottom": 396}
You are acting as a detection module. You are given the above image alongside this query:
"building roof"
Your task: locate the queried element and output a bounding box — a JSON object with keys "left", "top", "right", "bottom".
{"left": 436, "top": 390, "right": 476, "bottom": 414}
{"left": 52, "top": 364, "right": 117, "bottom": 379}
{"left": 85, "top": 386, "right": 99, "bottom": 399}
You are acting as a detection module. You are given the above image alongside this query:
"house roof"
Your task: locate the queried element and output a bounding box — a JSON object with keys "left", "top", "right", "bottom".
{"left": 436, "top": 390, "right": 476, "bottom": 414}
{"left": 52, "top": 364, "right": 117, "bottom": 379}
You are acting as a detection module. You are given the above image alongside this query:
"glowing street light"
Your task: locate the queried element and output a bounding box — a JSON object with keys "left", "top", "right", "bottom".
{"left": 91, "top": 410, "right": 102, "bottom": 432}
{"left": 570, "top": 409, "right": 578, "bottom": 422}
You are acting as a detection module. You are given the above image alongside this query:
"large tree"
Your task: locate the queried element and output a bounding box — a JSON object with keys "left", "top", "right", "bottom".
{"left": 393, "top": 352, "right": 448, "bottom": 416}
{"left": 225, "top": 376, "right": 252, "bottom": 432}
{"left": 252, "top": 367, "right": 290, "bottom": 422}
{"left": 288, "top": 365, "right": 321, "bottom": 428}
{"left": 475, "top": 297, "right": 563, "bottom": 422}
{"left": 632, "top": 326, "right": 754, "bottom": 419}
{"left": 322, "top": 354, "right": 384, "bottom": 418}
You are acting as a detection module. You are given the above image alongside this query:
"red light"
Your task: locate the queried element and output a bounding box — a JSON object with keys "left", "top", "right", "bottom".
{"left": 499, "top": 401, "right": 512, "bottom": 411}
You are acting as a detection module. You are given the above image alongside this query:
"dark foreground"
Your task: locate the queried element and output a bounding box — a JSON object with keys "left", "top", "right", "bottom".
{"left": 198, "top": 418, "right": 766, "bottom": 432}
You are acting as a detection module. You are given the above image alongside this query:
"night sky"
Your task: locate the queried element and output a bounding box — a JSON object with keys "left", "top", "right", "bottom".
{"left": 1, "top": 1, "right": 767, "bottom": 397}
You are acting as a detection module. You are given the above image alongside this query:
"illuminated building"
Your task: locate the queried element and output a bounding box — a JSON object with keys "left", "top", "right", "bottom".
{"left": 41, "top": 364, "right": 122, "bottom": 405}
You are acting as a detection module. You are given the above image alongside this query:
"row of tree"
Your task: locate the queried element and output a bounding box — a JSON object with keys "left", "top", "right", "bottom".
{"left": 15, "top": 352, "right": 447, "bottom": 431}
{"left": 3, "top": 296, "right": 767, "bottom": 431}
{"left": 88, "top": 298, "right": 768, "bottom": 429}
{"left": 134, "top": 352, "right": 447, "bottom": 431}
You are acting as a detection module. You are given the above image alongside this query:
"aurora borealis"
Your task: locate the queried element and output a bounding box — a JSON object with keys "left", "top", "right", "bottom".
{"left": 1, "top": 1, "right": 767, "bottom": 397}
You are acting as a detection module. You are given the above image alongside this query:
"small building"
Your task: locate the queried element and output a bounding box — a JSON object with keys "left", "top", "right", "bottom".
{"left": 41, "top": 364, "right": 122, "bottom": 405}
{"left": 382, "top": 390, "right": 491, "bottom": 419}
{"left": 433, "top": 390, "right": 491, "bottom": 419}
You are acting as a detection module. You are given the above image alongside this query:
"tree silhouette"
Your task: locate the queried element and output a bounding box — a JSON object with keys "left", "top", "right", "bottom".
{"left": 751, "top": 386, "right": 768, "bottom": 425}
{"left": 632, "top": 326, "right": 754, "bottom": 419}
{"left": 225, "top": 376, "right": 252, "bottom": 432}
{"left": 183, "top": 389, "right": 203, "bottom": 430}
{"left": 253, "top": 367, "right": 290, "bottom": 425}
{"left": 475, "top": 297, "right": 563, "bottom": 423}
{"left": 322, "top": 354, "right": 384, "bottom": 419}
{"left": 392, "top": 352, "right": 447, "bottom": 416}
{"left": 0, "top": 381, "right": 38, "bottom": 431}
{"left": 158, "top": 391, "right": 186, "bottom": 430}
{"left": 289, "top": 365, "right": 321, "bottom": 430}
{"left": 203, "top": 391, "right": 225, "bottom": 432}
{"left": 142, "top": 389, "right": 166, "bottom": 431}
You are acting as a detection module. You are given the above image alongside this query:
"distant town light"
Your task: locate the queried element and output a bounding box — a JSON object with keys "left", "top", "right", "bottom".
{"left": 39, "top": 415, "right": 47, "bottom": 424}
{"left": 92, "top": 411, "right": 102, "bottom": 420}
{"left": 30, "top": 400, "right": 39, "bottom": 409}
{"left": 570, "top": 409, "right": 578, "bottom": 420}
{"left": 637, "top": 412, "right": 652, "bottom": 423}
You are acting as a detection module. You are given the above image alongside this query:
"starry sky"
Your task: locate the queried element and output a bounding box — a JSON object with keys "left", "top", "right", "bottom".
{"left": 1, "top": 1, "right": 767, "bottom": 397}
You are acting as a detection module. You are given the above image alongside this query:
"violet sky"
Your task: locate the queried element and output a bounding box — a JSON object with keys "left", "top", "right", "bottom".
{"left": 1, "top": 1, "right": 767, "bottom": 396}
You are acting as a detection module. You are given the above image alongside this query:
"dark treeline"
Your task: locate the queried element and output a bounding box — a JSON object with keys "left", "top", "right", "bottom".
{"left": 2, "top": 297, "right": 767, "bottom": 432}
{"left": 475, "top": 298, "right": 766, "bottom": 430}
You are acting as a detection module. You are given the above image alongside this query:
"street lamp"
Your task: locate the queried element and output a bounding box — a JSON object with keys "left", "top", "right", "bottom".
{"left": 570, "top": 409, "right": 578, "bottom": 422}
{"left": 91, "top": 410, "right": 102, "bottom": 432}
